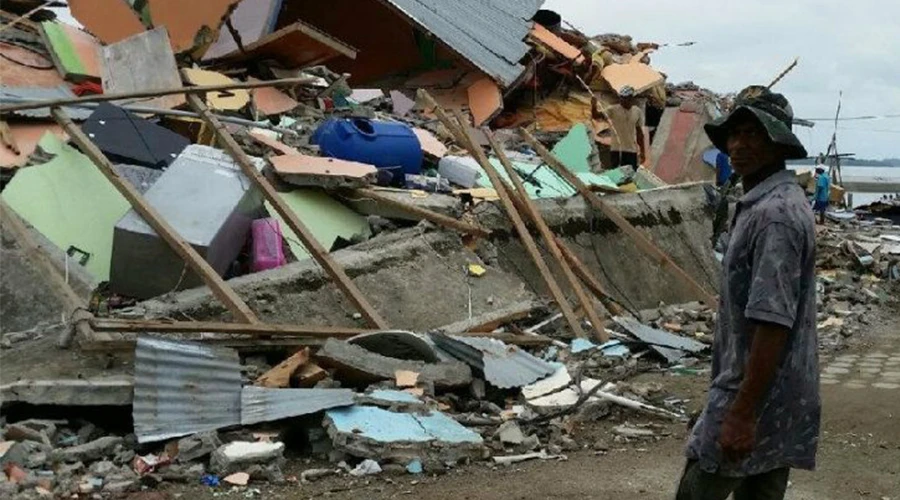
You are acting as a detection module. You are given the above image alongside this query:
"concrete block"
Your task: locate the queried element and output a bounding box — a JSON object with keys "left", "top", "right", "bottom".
{"left": 175, "top": 431, "right": 222, "bottom": 463}
{"left": 53, "top": 436, "right": 123, "bottom": 463}
{"left": 315, "top": 339, "right": 472, "bottom": 389}
{"left": 0, "top": 440, "right": 52, "bottom": 467}
{"left": 209, "top": 441, "right": 285, "bottom": 475}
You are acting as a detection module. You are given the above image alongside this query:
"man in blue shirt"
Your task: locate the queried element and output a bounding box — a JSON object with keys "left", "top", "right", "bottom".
{"left": 677, "top": 85, "right": 819, "bottom": 500}
{"left": 814, "top": 164, "right": 831, "bottom": 224}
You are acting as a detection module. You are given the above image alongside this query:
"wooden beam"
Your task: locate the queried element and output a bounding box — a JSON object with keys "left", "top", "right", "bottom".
{"left": 91, "top": 318, "right": 366, "bottom": 339}
{"left": 486, "top": 131, "right": 607, "bottom": 341}
{"left": 417, "top": 91, "right": 586, "bottom": 339}
{"left": 354, "top": 188, "right": 491, "bottom": 238}
{"left": 768, "top": 57, "right": 799, "bottom": 89}
{"left": 553, "top": 235, "right": 624, "bottom": 316}
{"left": 519, "top": 128, "right": 719, "bottom": 308}
{"left": 1, "top": 77, "right": 316, "bottom": 114}
{"left": 449, "top": 111, "right": 587, "bottom": 339}
{"left": 184, "top": 90, "right": 388, "bottom": 329}
{"left": 80, "top": 337, "right": 325, "bottom": 352}
{"left": 256, "top": 348, "right": 311, "bottom": 388}
{"left": 52, "top": 107, "right": 260, "bottom": 324}
{"left": 0, "top": 200, "right": 95, "bottom": 347}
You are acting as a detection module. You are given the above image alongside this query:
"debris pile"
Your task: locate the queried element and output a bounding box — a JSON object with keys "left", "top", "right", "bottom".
{"left": 1, "top": 0, "right": 885, "bottom": 497}
{"left": 815, "top": 219, "right": 900, "bottom": 349}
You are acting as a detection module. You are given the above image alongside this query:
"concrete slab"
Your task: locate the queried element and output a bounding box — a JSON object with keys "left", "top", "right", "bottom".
{"left": 315, "top": 338, "right": 472, "bottom": 389}
{"left": 1, "top": 377, "right": 134, "bottom": 407}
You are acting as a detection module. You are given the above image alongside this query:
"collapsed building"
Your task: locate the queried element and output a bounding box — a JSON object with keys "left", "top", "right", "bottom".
{"left": 1, "top": 0, "right": 896, "bottom": 497}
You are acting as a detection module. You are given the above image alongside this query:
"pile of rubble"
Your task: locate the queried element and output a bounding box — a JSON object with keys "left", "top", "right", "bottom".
{"left": 0, "top": 1, "right": 816, "bottom": 498}
{"left": 815, "top": 217, "right": 900, "bottom": 349}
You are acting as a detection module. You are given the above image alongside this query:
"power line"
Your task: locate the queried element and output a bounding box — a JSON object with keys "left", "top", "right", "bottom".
{"left": 837, "top": 126, "right": 900, "bottom": 134}
{"left": 801, "top": 114, "right": 900, "bottom": 122}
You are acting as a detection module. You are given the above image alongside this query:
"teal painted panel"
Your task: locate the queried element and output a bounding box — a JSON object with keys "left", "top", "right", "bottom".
{"left": 550, "top": 123, "right": 594, "bottom": 174}
{"left": 327, "top": 406, "right": 483, "bottom": 444}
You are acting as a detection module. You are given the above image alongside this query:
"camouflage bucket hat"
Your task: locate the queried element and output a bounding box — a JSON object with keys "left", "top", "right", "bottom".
{"left": 704, "top": 85, "right": 808, "bottom": 160}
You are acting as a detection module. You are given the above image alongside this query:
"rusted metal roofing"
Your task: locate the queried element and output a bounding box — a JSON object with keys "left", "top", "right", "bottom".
{"left": 133, "top": 337, "right": 242, "bottom": 444}
{"left": 383, "top": 0, "right": 543, "bottom": 87}
{"left": 429, "top": 333, "right": 555, "bottom": 389}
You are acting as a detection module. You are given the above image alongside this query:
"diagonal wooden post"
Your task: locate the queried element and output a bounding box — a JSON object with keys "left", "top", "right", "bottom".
{"left": 485, "top": 131, "right": 608, "bottom": 341}
{"left": 52, "top": 107, "right": 260, "bottom": 324}
{"left": 519, "top": 128, "right": 719, "bottom": 308}
{"left": 416, "top": 92, "right": 586, "bottom": 338}
{"left": 184, "top": 91, "right": 388, "bottom": 329}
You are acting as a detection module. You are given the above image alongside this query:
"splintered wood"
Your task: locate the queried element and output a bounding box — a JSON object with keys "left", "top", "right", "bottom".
{"left": 256, "top": 348, "right": 311, "bottom": 388}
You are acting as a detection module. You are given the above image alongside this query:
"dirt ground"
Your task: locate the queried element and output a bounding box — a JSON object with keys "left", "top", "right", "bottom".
{"left": 156, "top": 304, "right": 900, "bottom": 500}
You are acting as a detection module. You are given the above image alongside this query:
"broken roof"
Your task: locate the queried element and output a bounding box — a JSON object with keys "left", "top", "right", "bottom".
{"left": 383, "top": 0, "right": 544, "bottom": 87}
{"left": 430, "top": 333, "right": 555, "bottom": 389}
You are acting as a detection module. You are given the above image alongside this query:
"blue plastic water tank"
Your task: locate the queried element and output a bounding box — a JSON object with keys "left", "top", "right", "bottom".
{"left": 311, "top": 118, "right": 423, "bottom": 180}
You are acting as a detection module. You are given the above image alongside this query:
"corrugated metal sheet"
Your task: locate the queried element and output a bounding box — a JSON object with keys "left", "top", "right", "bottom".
{"left": 430, "top": 333, "right": 555, "bottom": 389}
{"left": 384, "top": 0, "right": 543, "bottom": 87}
{"left": 614, "top": 316, "right": 707, "bottom": 364}
{"left": 133, "top": 337, "right": 242, "bottom": 444}
{"left": 241, "top": 387, "right": 355, "bottom": 426}
{"left": 0, "top": 86, "right": 93, "bottom": 120}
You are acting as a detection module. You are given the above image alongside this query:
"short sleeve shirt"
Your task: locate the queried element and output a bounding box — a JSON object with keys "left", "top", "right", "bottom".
{"left": 605, "top": 104, "right": 644, "bottom": 153}
{"left": 685, "top": 168, "right": 821, "bottom": 477}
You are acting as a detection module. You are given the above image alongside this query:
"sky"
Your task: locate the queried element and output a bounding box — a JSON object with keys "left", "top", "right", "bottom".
{"left": 545, "top": 0, "right": 900, "bottom": 160}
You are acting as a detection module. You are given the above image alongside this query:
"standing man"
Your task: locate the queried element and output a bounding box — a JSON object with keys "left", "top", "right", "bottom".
{"left": 676, "top": 86, "right": 820, "bottom": 500}
{"left": 814, "top": 160, "right": 831, "bottom": 224}
{"left": 592, "top": 85, "right": 646, "bottom": 168}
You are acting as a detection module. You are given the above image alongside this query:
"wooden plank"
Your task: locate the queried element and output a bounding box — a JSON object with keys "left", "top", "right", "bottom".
{"left": 292, "top": 362, "right": 328, "bottom": 388}
{"left": 519, "top": 128, "right": 719, "bottom": 308}
{"left": 100, "top": 27, "right": 185, "bottom": 110}
{"left": 418, "top": 92, "right": 586, "bottom": 339}
{"left": 256, "top": 348, "right": 310, "bottom": 388}
{"left": 354, "top": 188, "right": 491, "bottom": 238}
{"left": 184, "top": 91, "right": 389, "bottom": 329}
{"left": 52, "top": 108, "right": 260, "bottom": 324}
{"left": 91, "top": 318, "right": 367, "bottom": 339}
{"left": 80, "top": 337, "right": 325, "bottom": 352}
{"left": 213, "top": 19, "right": 358, "bottom": 67}
{"left": 0, "top": 200, "right": 97, "bottom": 347}
{"left": 553, "top": 235, "right": 624, "bottom": 316}
{"left": 486, "top": 131, "right": 608, "bottom": 341}
{"left": 1, "top": 76, "right": 316, "bottom": 114}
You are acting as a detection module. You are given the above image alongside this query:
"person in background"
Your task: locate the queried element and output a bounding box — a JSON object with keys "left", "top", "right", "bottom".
{"left": 676, "top": 85, "right": 819, "bottom": 500}
{"left": 814, "top": 160, "right": 831, "bottom": 224}
{"left": 592, "top": 85, "right": 646, "bottom": 168}
{"left": 715, "top": 150, "right": 733, "bottom": 187}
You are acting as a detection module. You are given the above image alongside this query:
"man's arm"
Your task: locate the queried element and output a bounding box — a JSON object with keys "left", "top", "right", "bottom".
{"left": 719, "top": 322, "right": 789, "bottom": 462}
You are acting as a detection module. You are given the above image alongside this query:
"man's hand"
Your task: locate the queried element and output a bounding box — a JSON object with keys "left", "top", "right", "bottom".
{"left": 718, "top": 406, "right": 756, "bottom": 462}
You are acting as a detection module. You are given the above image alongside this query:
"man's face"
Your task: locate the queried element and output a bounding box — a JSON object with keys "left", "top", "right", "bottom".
{"left": 726, "top": 112, "right": 782, "bottom": 177}
{"left": 621, "top": 97, "right": 635, "bottom": 109}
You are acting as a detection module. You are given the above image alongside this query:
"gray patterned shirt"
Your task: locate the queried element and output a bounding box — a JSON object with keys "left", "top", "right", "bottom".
{"left": 686, "top": 168, "right": 820, "bottom": 477}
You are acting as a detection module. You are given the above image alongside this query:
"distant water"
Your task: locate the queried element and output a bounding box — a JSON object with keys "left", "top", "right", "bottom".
{"left": 788, "top": 165, "right": 900, "bottom": 208}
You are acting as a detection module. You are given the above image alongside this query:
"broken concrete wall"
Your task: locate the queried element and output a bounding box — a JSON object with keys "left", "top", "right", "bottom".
{"left": 137, "top": 226, "right": 536, "bottom": 329}
{"left": 132, "top": 183, "right": 717, "bottom": 328}
{"left": 480, "top": 183, "right": 720, "bottom": 312}
{"left": 0, "top": 219, "right": 95, "bottom": 334}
